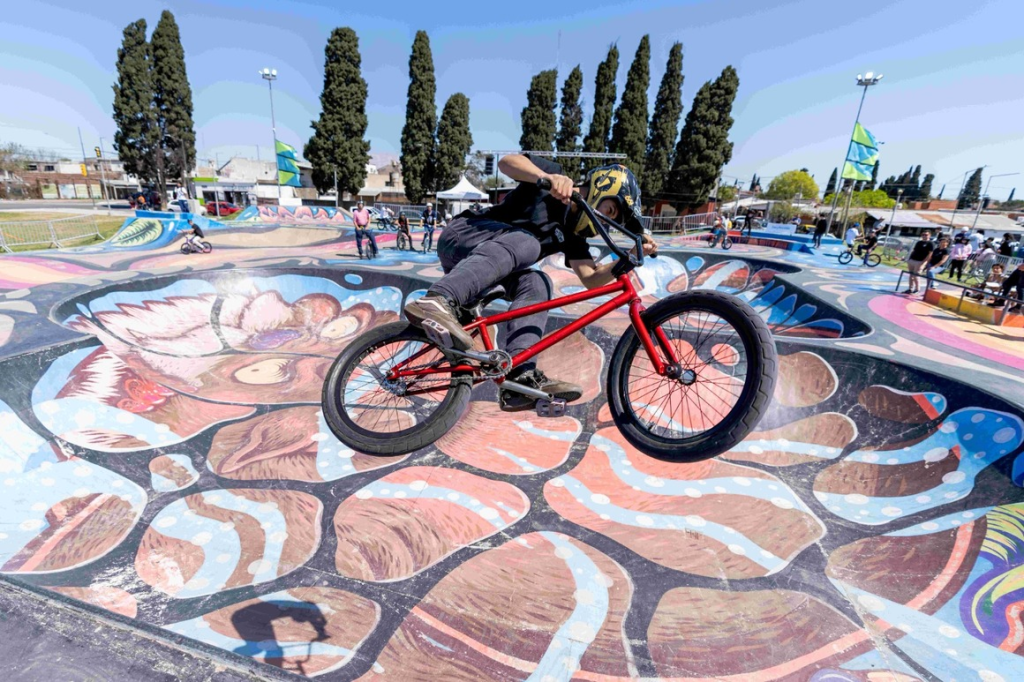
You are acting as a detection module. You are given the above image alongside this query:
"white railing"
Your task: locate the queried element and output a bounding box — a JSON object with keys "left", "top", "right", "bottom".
{"left": 0, "top": 215, "right": 102, "bottom": 253}
{"left": 643, "top": 212, "right": 719, "bottom": 235}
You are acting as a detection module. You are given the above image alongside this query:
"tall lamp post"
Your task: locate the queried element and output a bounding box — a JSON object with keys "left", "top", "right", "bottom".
{"left": 972, "top": 172, "right": 1019, "bottom": 230}
{"left": 947, "top": 166, "right": 987, "bottom": 230}
{"left": 259, "top": 67, "right": 283, "bottom": 203}
{"left": 826, "top": 71, "right": 883, "bottom": 235}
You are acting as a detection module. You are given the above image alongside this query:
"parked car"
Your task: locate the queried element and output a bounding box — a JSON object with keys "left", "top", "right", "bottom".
{"left": 205, "top": 201, "right": 241, "bottom": 216}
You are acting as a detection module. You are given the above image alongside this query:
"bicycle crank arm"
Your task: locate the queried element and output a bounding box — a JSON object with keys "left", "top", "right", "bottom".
{"left": 445, "top": 347, "right": 512, "bottom": 367}
{"left": 499, "top": 380, "right": 553, "bottom": 401}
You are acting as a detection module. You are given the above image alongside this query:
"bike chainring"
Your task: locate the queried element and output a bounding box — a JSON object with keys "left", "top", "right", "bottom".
{"left": 479, "top": 350, "right": 513, "bottom": 378}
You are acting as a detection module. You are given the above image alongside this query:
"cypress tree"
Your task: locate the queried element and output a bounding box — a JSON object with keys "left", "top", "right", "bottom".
{"left": 749, "top": 173, "right": 758, "bottom": 192}
{"left": 958, "top": 167, "right": 983, "bottom": 209}
{"left": 305, "top": 27, "right": 371, "bottom": 196}
{"left": 668, "top": 66, "right": 740, "bottom": 209}
{"left": 609, "top": 35, "right": 650, "bottom": 186}
{"left": 581, "top": 44, "right": 619, "bottom": 174}
{"left": 868, "top": 162, "right": 879, "bottom": 191}
{"left": 556, "top": 66, "right": 584, "bottom": 156}
{"left": 643, "top": 42, "right": 683, "bottom": 199}
{"left": 400, "top": 31, "right": 437, "bottom": 203}
{"left": 519, "top": 69, "right": 558, "bottom": 153}
{"left": 918, "top": 173, "right": 934, "bottom": 200}
{"left": 824, "top": 168, "right": 838, "bottom": 198}
{"left": 112, "top": 20, "right": 160, "bottom": 194}
{"left": 151, "top": 11, "right": 194, "bottom": 202}
{"left": 1008, "top": 188, "right": 1016, "bottom": 202}
{"left": 937, "top": 184, "right": 945, "bottom": 199}
{"left": 909, "top": 164, "right": 921, "bottom": 198}
{"left": 434, "top": 93, "right": 473, "bottom": 190}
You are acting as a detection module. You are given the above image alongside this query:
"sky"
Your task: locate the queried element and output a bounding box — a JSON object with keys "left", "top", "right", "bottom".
{"left": 2, "top": 0, "right": 1023, "bottom": 200}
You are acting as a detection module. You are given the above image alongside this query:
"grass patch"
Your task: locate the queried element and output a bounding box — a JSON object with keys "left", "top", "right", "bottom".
{"left": 1, "top": 214, "right": 126, "bottom": 253}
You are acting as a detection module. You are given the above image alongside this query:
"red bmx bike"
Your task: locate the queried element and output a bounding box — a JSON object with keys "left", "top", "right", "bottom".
{"left": 322, "top": 181, "right": 777, "bottom": 462}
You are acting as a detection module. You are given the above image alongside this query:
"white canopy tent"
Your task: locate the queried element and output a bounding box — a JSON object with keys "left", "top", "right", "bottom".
{"left": 436, "top": 176, "right": 488, "bottom": 201}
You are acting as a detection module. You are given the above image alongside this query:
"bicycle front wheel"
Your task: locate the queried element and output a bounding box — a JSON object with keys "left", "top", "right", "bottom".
{"left": 607, "top": 291, "right": 777, "bottom": 462}
{"left": 838, "top": 251, "right": 853, "bottom": 264}
{"left": 321, "top": 322, "right": 472, "bottom": 456}
{"left": 722, "top": 237, "right": 733, "bottom": 250}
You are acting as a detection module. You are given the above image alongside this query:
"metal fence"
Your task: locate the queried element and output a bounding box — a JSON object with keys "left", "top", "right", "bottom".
{"left": 0, "top": 215, "right": 102, "bottom": 253}
{"left": 642, "top": 212, "right": 719, "bottom": 235}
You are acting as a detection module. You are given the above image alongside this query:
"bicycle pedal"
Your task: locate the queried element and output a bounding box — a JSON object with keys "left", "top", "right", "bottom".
{"left": 421, "top": 320, "right": 453, "bottom": 348}
{"left": 536, "top": 398, "right": 566, "bottom": 418}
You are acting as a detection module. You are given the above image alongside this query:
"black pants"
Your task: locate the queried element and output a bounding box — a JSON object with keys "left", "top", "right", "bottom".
{"left": 430, "top": 217, "right": 552, "bottom": 367}
{"left": 999, "top": 270, "right": 1024, "bottom": 305}
{"left": 948, "top": 259, "right": 967, "bottom": 281}
{"left": 354, "top": 227, "right": 377, "bottom": 256}
{"left": 813, "top": 231, "right": 825, "bottom": 248}
{"left": 422, "top": 225, "right": 435, "bottom": 251}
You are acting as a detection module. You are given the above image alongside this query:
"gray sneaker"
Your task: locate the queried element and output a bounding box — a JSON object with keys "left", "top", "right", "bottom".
{"left": 404, "top": 293, "right": 474, "bottom": 351}
{"left": 500, "top": 368, "right": 583, "bottom": 413}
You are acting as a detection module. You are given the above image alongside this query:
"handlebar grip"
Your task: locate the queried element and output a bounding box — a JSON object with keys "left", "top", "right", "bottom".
{"left": 536, "top": 177, "right": 552, "bottom": 190}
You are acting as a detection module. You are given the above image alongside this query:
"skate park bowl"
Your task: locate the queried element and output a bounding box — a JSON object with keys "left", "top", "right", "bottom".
{"left": 0, "top": 237, "right": 1023, "bottom": 681}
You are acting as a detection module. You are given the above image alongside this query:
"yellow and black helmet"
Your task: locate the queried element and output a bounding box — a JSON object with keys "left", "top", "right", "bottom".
{"left": 574, "top": 164, "right": 644, "bottom": 238}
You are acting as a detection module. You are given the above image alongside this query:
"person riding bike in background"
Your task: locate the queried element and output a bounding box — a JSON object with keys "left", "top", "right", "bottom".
{"left": 403, "top": 154, "right": 656, "bottom": 412}
{"left": 351, "top": 200, "right": 378, "bottom": 259}
{"left": 844, "top": 222, "right": 862, "bottom": 251}
{"left": 708, "top": 216, "right": 727, "bottom": 248}
{"left": 422, "top": 202, "right": 438, "bottom": 252}
{"left": 396, "top": 212, "right": 411, "bottom": 249}
{"left": 183, "top": 220, "right": 205, "bottom": 250}
{"left": 855, "top": 227, "right": 880, "bottom": 259}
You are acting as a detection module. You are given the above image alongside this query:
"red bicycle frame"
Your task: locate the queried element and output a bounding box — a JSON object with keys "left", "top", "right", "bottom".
{"left": 386, "top": 273, "right": 680, "bottom": 386}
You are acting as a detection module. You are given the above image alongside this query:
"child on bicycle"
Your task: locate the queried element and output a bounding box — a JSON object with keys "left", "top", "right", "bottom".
{"left": 404, "top": 154, "right": 656, "bottom": 412}
{"left": 183, "top": 220, "right": 205, "bottom": 250}
{"left": 421, "top": 202, "right": 438, "bottom": 252}
{"left": 396, "top": 213, "right": 411, "bottom": 250}
{"left": 708, "top": 217, "right": 727, "bottom": 248}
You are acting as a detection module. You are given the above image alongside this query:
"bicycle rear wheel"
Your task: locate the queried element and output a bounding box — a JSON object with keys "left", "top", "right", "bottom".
{"left": 606, "top": 291, "right": 777, "bottom": 462}
{"left": 321, "top": 322, "right": 472, "bottom": 455}
{"left": 865, "top": 253, "right": 881, "bottom": 267}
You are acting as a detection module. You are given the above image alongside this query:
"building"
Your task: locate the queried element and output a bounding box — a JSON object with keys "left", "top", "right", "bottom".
{"left": 352, "top": 161, "right": 408, "bottom": 204}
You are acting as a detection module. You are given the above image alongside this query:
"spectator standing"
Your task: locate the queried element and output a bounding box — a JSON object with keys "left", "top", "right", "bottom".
{"left": 174, "top": 186, "right": 189, "bottom": 213}
{"left": 969, "top": 229, "right": 984, "bottom": 252}
{"left": 999, "top": 234, "right": 1014, "bottom": 257}
{"left": 351, "top": 200, "right": 378, "bottom": 259}
{"left": 925, "top": 236, "right": 951, "bottom": 291}
{"left": 422, "top": 202, "right": 437, "bottom": 252}
{"left": 994, "top": 262, "right": 1024, "bottom": 312}
{"left": 947, "top": 237, "right": 973, "bottom": 281}
{"left": 813, "top": 216, "right": 828, "bottom": 249}
{"left": 744, "top": 211, "right": 757, "bottom": 237}
{"left": 904, "top": 230, "right": 935, "bottom": 294}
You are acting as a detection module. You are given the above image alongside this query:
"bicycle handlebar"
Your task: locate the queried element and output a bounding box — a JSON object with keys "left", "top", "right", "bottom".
{"left": 535, "top": 177, "right": 651, "bottom": 275}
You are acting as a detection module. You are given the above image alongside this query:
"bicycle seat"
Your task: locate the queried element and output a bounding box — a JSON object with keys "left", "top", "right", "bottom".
{"left": 462, "top": 285, "right": 507, "bottom": 320}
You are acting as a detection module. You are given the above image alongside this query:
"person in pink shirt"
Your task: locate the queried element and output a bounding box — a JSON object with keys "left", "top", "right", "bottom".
{"left": 351, "top": 200, "right": 378, "bottom": 259}
{"left": 947, "top": 235, "right": 973, "bottom": 282}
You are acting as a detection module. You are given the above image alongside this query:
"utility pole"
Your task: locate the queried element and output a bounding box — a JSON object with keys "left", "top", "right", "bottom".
{"left": 884, "top": 188, "right": 902, "bottom": 243}
{"left": 826, "top": 72, "right": 883, "bottom": 235}
{"left": 972, "top": 172, "right": 1019, "bottom": 230}
{"left": 96, "top": 139, "right": 110, "bottom": 216}
{"left": 77, "top": 126, "right": 96, "bottom": 209}
{"left": 334, "top": 167, "right": 339, "bottom": 209}
{"left": 259, "top": 68, "right": 283, "bottom": 203}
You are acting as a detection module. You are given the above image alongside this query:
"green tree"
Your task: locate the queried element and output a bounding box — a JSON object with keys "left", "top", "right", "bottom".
{"left": 643, "top": 42, "right": 683, "bottom": 199}
{"left": 519, "top": 69, "right": 558, "bottom": 152}
{"left": 749, "top": 173, "right": 759, "bottom": 192}
{"left": 717, "top": 184, "right": 737, "bottom": 203}
{"left": 434, "top": 93, "right": 473, "bottom": 190}
{"left": 823, "top": 168, "right": 838, "bottom": 198}
{"left": 958, "top": 167, "right": 983, "bottom": 209}
{"left": 918, "top": 173, "right": 934, "bottom": 200}
{"left": 150, "top": 10, "right": 195, "bottom": 202}
{"left": 823, "top": 188, "right": 894, "bottom": 208}
{"left": 304, "top": 27, "right": 371, "bottom": 196}
{"left": 400, "top": 30, "right": 437, "bottom": 203}
{"left": 765, "top": 170, "right": 819, "bottom": 200}
{"left": 556, "top": 65, "right": 584, "bottom": 155}
{"left": 609, "top": 35, "right": 650, "bottom": 185}
{"left": 581, "top": 44, "right": 619, "bottom": 174}
{"left": 909, "top": 164, "right": 921, "bottom": 199}
{"left": 112, "top": 20, "right": 160, "bottom": 197}
{"left": 667, "top": 66, "right": 740, "bottom": 208}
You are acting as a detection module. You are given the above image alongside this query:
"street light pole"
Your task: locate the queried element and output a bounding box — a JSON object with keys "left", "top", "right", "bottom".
{"left": 826, "top": 72, "right": 883, "bottom": 236}
{"left": 972, "top": 172, "right": 1019, "bottom": 231}
{"left": 259, "top": 68, "right": 283, "bottom": 204}
{"left": 884, "top": 188, "right": 902, "bottom": 243}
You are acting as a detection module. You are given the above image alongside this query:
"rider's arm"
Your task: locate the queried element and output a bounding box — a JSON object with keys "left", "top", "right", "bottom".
{"left": 569, "top": 235, "right": 658, "bottom": 289}
{"left": 498, "top": 154, "right": 574, "bottom": 203}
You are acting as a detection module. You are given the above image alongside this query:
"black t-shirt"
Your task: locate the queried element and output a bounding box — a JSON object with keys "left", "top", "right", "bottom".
{"left": 864, "top": 235, "right": 878, "bottom": 249}
{"left": 999, "top": 241, "right": 1013, "bottom": 256}
{"left": 191, "top": 224, "right": 204, "bottom": 238}
{"left": 929, "top": 247, "right": 949, "bottom": 266}
{"left": 909, "top": 240, "right": 934, "bottom": 261}
{"left": 814, "top": 218, "right": 828, "bottom": 234}
{"left": 471, "top": 155, "right": 592, "bottom": 266}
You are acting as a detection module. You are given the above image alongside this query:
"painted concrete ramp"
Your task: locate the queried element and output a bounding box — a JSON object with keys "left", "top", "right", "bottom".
{"left": 1, "top": 263, "right": 1022, "bottom": 681}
